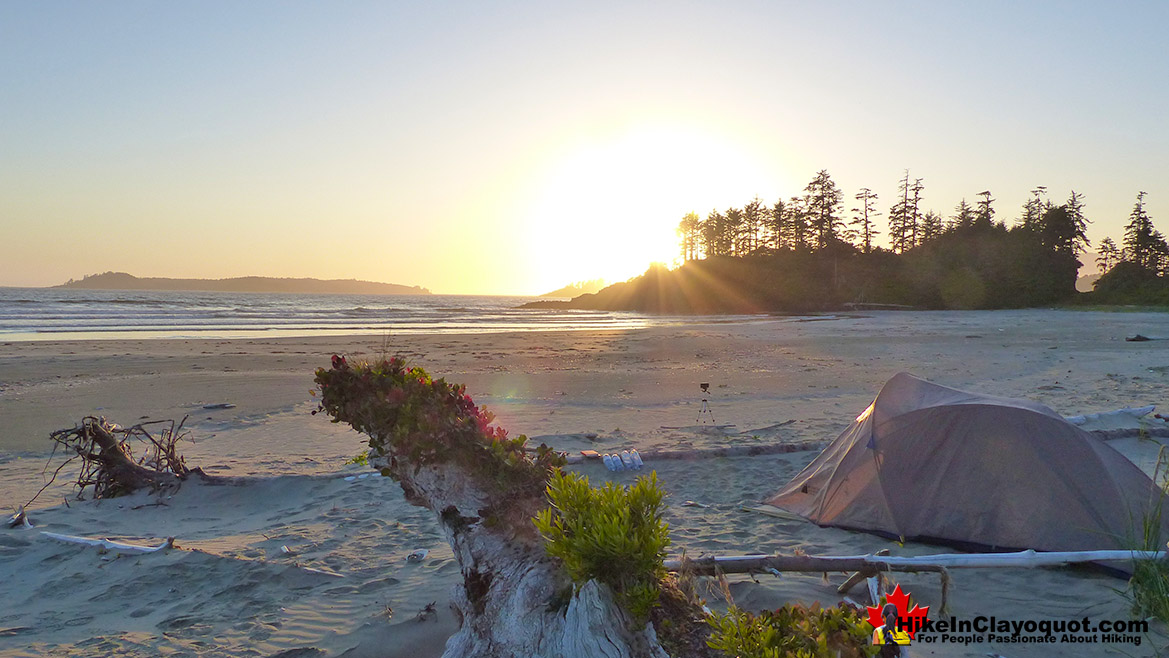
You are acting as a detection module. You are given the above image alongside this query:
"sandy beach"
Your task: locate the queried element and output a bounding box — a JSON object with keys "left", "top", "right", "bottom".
{"left": 3, "top": 309, "right": 1169, "bottom": 657}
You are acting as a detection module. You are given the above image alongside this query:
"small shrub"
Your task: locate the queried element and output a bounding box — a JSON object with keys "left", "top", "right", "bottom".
{"left": 706, "top": 606, "right": 781, "bottom": 658}
{"left": 533, "top": 470, "right": 670, "bottom": 621}
{"left": 1127, "top": 446, "right": 1169, "bottom": 624}
{"left": 707, "top": 603, "right": 877, "bottom": 658}
{"left": 314, "top": 355, "right": 564, "bottom": 502}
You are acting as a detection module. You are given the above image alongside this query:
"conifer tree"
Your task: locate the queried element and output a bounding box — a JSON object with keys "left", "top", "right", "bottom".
{"left": 1096, "top": 237, "right": 1122, "bottom": 274}
{"left": 676, "top": 212, "right": 701, "bottom": 261}
{"left": 919, "top": 210, "right": 944, "bottom": 243}
{"left": 726, "top": 207, "right": 746, "bottom": 255}
{"left": 950, "top": 199, "right": 976, "bottom": 231}
{"left": 702, "top": 209, "right": 724, "bottom": 257}
{"left": 887, "top": 170, "right": 913, "bottom": 252}
{"left": 785, "top": 195, "right": 811, "bottom": 251}
{"left": 767, "top": 199, "right": 786, "bottom": 250}
{"left": 1019, "top": 186, "right": 1048, "bottom": 231}
{"left": 804, "top": 170, "right": 845, "bottom": 250}
{"left": 851, "top": 187, "right": 880, "bottom": 253}
{"left": 1123, "top": 191, "right": 1168, "bottom": 271}
{"left": 1037, "top": 191, "right": 1090, "bottom": 256}
{"left": 974, "top": 190, "right": 996, "bottom": 229}
{"left": 742, "top": 197, "right": 768, "bottom": 254}
{"left": 909, "top": 177, "right": 924, "bottom": 246}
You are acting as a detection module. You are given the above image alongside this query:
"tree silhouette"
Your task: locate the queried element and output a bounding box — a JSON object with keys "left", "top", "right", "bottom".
{"left": 919, "top": 210, "right": 944, "bottom": 244}
{"left": 804, "top": 170, "right": 845, "bottom": 250}
{"left": 726, "top": 207, "right": 746, "bottom": 255}
{"left": 743, "top": 197, "right": 768, "bottom": 254}
{"left": 909, "top": 177, "right": 924, "bottom": 246}
{"left": 974, "top": 190, "right": 995, "bottom": 230}
{"left": 950, "top": 199, "right": 976, "bottom": 231}
{"left": 1096, "top": 237, "right": 1122, "bottom": 274}
{"left": 767, "top": 199, "right": 787, "bottom": 251}
{"left": 783, "top": 195, "right": 811, "bottom": 251}
{"left": 676, "top": 212, "right": 702, "bottom": 261}
{"left": 851, "top": 187, "right": 880, "bottom": 253}
{"left": 1123, "top": 191, "right": 1168, "bottom": 272}
{"left": 887, "top": 170, "right": 914, "bottom": 253}
{"left": 1063, "top": 190, "right": 1090, "bottom": 254}
{"left": 1036, "top": 191, "right": 1090, "bottom": 256}
{"left": 701, "top": 209, "right": 724, "bottom": 257}
{"left": 1019, "top": 186, "right": 1048, "bottom": 232}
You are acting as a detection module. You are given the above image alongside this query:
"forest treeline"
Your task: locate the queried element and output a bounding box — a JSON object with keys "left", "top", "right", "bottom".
{"left": 532, "top": 170, "right": 1169, "bottom": 313}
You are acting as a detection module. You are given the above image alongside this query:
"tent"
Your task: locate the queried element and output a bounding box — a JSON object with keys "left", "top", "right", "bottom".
{"left": 767, "top": 373, "right": 1169, "bottom": 553}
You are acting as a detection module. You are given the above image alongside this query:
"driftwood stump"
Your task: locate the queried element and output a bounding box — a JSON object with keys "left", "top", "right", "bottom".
{"left": 46, "top": 416, "right": 201, "bottom": 500}
{"left": 315, "top": 356, "right": 676, "bottom": 658}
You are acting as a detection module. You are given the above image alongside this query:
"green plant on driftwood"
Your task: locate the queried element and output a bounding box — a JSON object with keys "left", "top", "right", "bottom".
{"left": 314, "top": 355, "right": 683, "bottom": 657}
{"left": 314, "top": 355, "right": 563, "bottom": 521}
{"left": 534, "top": 470, "right": 670, "bottom": 622}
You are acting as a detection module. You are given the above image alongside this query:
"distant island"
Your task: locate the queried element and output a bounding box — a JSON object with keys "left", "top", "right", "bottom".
{"left": 57, "top": 272, "right": 430, "bottom": 295}
{"left": 539, "top": 279, "right": 607, "bottom": 298}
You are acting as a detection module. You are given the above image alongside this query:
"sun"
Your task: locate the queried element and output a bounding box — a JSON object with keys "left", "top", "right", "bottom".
{"left": 517, "top": 123, "right": 785, "bottom": 294}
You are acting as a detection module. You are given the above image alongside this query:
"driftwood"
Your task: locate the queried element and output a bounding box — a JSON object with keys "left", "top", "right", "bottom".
{"left": 562, "top": 423, "right": 1164, "bottom": 466}
{"left": 6, "top": 507, "right": 33, "bottom": 529}
{"left": 667, "top": 549, "right": 1169, "bottom": 613}
{"left": 563, "top": 440, "right": 827, "bottom": 464}
{"left": 668, "top": 553, "right": 954, "bottom": 611}
{"left": 837, "top": 548, "right": 890, "bottom": 598}
{"left": 40, "top": 531, "right": 175, "bottom": 554}
{"left": 316, "top": 358, "right": 681, "bottom": 658}
{"left": 43, "top": 416, "right": 206, "bottom": 501}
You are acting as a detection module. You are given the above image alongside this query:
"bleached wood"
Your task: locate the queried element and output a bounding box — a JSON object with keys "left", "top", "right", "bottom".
{"left": 364, "top": 452, "right": 671, "bottom": 657}
{"left": 41, "top": 531, "right": 174, "bottom": 553}
{"left": 666, "top": 548, "right": 1166, "bottom": 573}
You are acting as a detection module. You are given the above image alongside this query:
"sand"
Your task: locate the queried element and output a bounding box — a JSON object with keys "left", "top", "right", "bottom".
{"left": 2, "top": 309, "right": 1169, "bottom": 656}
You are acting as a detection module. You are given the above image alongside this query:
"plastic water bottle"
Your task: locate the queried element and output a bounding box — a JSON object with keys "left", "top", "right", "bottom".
{"left": 620, "top": 451, "right": 634, "bottom": 470}
{"left": 602, "top": 454, "right": 616, "bottom": 471}
{"left": 630, "top": 449, "right": 644, "bottom": 469}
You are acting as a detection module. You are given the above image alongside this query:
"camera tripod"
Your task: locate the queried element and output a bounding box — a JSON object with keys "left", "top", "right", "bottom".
{"left": 697, "top": 383, "right": 715, "bottom": 424}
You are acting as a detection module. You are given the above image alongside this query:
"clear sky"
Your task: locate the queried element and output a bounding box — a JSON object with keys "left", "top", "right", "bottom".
{"left": 2, "top": 1, "right": 1167, "bottom": 294}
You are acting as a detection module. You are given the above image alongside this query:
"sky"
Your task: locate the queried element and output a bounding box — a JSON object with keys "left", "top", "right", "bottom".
{"left": 2, "top": 1, "right": 1168, "bottom": 294}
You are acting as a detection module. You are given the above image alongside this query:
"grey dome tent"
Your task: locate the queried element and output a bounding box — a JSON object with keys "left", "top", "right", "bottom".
{"left": 767, "top": 373, "right": 1169, "bottom": 552}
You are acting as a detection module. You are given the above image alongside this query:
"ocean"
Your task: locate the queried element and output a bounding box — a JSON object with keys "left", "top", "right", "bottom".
{"left": 0, "top": 287, "right": 686, "bottom": 340}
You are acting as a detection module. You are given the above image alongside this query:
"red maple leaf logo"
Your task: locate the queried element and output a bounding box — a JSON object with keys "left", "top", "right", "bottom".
{"left": 866, "top": 584, "right": 929, "bottom": 640}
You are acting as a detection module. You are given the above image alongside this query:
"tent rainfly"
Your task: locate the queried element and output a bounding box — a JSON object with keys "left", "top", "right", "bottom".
{"left": 767, "top": 373, "right": 1169, "bottom": 553}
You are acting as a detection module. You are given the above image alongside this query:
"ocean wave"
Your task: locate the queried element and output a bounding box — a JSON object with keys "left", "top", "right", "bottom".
{"left": 54, "top": 298, "right": 169, "bottom": 306}
{"left": 0, "top": 289, "right": 672, "bottom": 339}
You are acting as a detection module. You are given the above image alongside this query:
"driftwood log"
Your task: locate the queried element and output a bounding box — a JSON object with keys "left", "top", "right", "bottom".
{"left": 668, "top": 553, "right": 953, "bottom": 612}
{"left": 668, "top": 549, "right": 1169, "bottom": 574}
{"left": 44, "top": 416, "right": 203, "bottom": 500}
{"left": 389, "top": 453, "right": 667, "bottom": 658}
{"left": 315, "top": 356, "right": 679, "bottom": 658}
{"left": 667, "top": 548, "right": 1169, "bottom": 614}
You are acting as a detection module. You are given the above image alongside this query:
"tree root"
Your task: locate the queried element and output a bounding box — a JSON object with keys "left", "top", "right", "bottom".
{"left": 37, "top": 416, "right": 208, "bottom": 503}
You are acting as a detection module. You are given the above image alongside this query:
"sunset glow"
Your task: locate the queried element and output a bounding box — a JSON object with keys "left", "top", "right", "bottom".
{"left": 2, "top": 3, "right": 1167, "bottom": 294}
{"left": 519, "top": 124, "right": 786, "bottom": 291}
